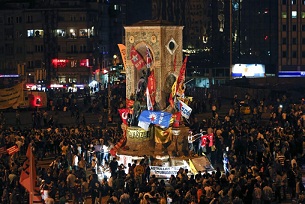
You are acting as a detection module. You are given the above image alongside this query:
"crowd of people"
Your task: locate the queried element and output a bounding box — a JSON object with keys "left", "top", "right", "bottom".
{"left": 0, "top": 87, "right": 305, "bottom": 204}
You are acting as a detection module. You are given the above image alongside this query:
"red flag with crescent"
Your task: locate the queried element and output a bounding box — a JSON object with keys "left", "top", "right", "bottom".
{"left": 118, "top": 108, "right": 129, "bottom": 125}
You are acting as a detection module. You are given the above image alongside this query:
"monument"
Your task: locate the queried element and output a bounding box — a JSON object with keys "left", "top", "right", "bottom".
{"left": 113, "top": 20, "right": 213, "bottom": 178}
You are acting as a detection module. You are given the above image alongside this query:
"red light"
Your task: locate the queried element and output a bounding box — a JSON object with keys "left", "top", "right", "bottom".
{"left": 80, "top": 59, "right": 89, "bottom": 67}
{"left": 52, "top": 59, "right": 68, "bottom": 68}
{"left": 264, "top": 36, "right": 268, "bottom": 40}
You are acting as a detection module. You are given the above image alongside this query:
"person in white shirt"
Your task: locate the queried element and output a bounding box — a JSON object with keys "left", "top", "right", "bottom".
{"left": 188, "top": 131, "right": 195, "bottom": 156}
{"left": 72, "top": 152, "right": 79, "bottom": 170}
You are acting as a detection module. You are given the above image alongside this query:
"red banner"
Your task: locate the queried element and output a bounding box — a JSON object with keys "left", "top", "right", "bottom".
{"left": 118, "top": 108, "right": 129, "bottom": 125}
{"left": 7, "top": 145, "right": 19, "bottom": 155}
{"left": 147, "top": 70, "right": 156, "bottom": 105}
{"left": 130, "top": 46, "right": 146, "bottom": 70}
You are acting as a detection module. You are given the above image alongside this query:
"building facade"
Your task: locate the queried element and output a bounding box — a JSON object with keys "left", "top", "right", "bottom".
{"left": 0, "top": 0, "right": 125, "bottom": 88}
{"left": 278, "top": 0, "right": 305, "bottom": 74}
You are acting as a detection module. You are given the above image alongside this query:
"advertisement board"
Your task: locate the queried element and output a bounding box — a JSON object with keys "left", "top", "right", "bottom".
{"left": 231, "top": 64, "right": 265, "bottom": 78}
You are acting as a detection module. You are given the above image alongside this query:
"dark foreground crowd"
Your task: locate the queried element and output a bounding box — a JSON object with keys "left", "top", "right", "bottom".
{"left": 0, "top": 92, "right": 305, "bottom": 204}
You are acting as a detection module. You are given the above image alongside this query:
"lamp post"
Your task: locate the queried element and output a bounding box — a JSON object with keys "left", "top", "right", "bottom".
{"left": 107, "top": 54, "right": 119, "bottom": 123}
{"left": 107, "top": 71, "right": 112, "bottom": 122}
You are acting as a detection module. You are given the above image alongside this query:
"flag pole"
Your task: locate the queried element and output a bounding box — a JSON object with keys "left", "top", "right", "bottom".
{"left": 29, "top": 143, "right": 34, "bottom": 204}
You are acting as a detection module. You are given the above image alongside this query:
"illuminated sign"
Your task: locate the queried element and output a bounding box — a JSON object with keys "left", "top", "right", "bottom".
{"left": 278, "top": 71, "right": 305, "bottom": 78}
{"left": 52, "top": 59, "right": 68, "bottom": 68}
{"left": 231, "top": 64, "right": 265, "bottom": 78}
{"left": 0, "top": 74, "right": 19, "bottom": 78}
{"left": 80, "top": 59, "right": 89, "bottom": 67}
{"left": 50, "top": 84, "right": 64, "bottom": 88}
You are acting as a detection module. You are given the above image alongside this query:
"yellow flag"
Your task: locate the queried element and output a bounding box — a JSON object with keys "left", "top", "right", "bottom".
{"left": 171, "top": 80, "right": 177, "bottom": 97}
{"left": 117, "top": 44, "right": 127, "bottom": 70}
{"left": 154, "top": 126, "right": 172, "bottom": 144}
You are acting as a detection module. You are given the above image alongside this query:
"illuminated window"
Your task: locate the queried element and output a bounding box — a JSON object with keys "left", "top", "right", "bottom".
{"left": 282, "top": 12, "right": 287, "bottom": 18}
{"left": 302, "top": 12, "right": 305, "bottom": 18}
{"left": 69, "top": 29, "right": 76, "bottom": 38}
{"left": 34, "top": 29, "right": 44, "bottom": 37}
{"left": 114, "top": 4, "right": 120, "bottom": 11}
{"left": 55, "top": 29, "right": 66, "bottom": 37}
{"left": 88, "top": 27, "right": 94, "bottom": 37}
{"left": 303, "top": 0, "right": 305, "bottom": 5}
{"left": 291, "top": 0, "right": 296, "bottom": 4}
{"left": 27, "top": 30, "right": 34, "bottom": 37}
{"left": 79, "top": 29, "right": 88, "bottom": 37}
{"left": 292, "top": 11, "right": 297, "bottom": 18}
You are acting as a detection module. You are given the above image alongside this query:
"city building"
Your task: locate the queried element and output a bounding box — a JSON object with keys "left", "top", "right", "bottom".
{"left": 278, "top": 0, "right": 305, "bottom": 78}
{"left": 0, "top": 0, "right": 126, "bottom": 90}
{"left": 151, "top": 0, "right": 278, "bottom": 86}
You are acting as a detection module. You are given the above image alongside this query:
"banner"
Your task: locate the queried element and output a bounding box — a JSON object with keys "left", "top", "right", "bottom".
{"left": 0, "top": 83, "right": 23, "bottom": 110}
{"left": 201, "top": 133, "right": 214, "bottom": 147}
{"left": 20, "top": 144, "right": 43, "bottom": 203}
{"left": 177, "top": 56, "right": 188, "bottom": 85}
{"left": 118, "top": 108, "right": 129, "bottom": 125}
{"left": 150, "top": 165, "right": 188, "bottom": 178}
{"left": 179, "top": 100, "right": 192, "bottom": 119}
{"left": 154, "top": 126, "right": 172, "bottom": 144}
{"left": 118, "top": 44, "right": 127, "bottom": 70}
{"left": 130, "top": 46, "right": 146, "bottom": 70}
{"left": 7, "top": 145, "right": 19, "bottom": 155}
{"left": 138, "top": 110, "right": 172, "bottom": 128}
{"left": 147, "top": 70, "right": 156, "bottom": 105}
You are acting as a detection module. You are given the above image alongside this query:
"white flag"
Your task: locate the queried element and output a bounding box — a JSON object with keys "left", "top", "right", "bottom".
{"left": 179, "top": 100, "right": 192, "bottom": 119}
{"left": 138, "top": 121, "right": 150, "bottom": 131}
{"left": 146, "top": 87, "right": 153, "bottom": 111}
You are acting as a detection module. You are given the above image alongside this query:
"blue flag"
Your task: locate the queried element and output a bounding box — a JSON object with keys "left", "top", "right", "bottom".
{"left": 138, "top": 110, "right": 172, "bottom": 128}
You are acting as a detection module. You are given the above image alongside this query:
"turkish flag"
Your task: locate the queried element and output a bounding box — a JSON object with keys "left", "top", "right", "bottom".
{"left": 207, "top": 133, "right": 214, "bottom": 147}
{"left": 130, "top": 46, "right": 146, "bottom": 70}
{"left": 201, "top": 134, "right": 207, "bottom": 147}
{"left": 118, "top": 108, "right": 129, "bottom": 125}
